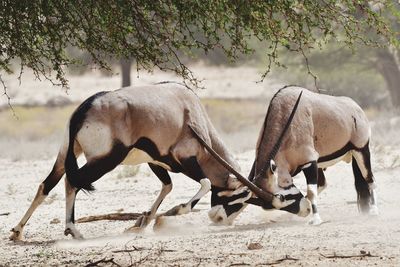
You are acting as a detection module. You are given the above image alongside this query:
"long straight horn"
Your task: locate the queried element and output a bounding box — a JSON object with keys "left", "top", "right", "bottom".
{"left": 266, "top": 90, "right": 303, "bottom": 164}
{"left": 188, "top": 125, "right": 274, "bottom": 202}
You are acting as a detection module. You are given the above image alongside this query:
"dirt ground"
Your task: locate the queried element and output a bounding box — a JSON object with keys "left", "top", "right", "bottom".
{"left": 1, "top": 66, "right": 400, "bottom": 266}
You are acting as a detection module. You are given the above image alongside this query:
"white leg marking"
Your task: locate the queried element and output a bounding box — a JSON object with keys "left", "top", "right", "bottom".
{"left": 64, "top": 180, "right": 83, "bottom": 239}
{"left": 307, "top": 184, "right": 323, "bottom": 225}
{"left": 369, "top": 187, "right": 379, "bottom": 216}
{"left": 159, "top": 178, "right": 211, "bottom": 218}
{"left": 10, "top": 184, "right": 47, "bottom": 241}
{"left": 180, "top": 178, "right": 211, "bottom": 214}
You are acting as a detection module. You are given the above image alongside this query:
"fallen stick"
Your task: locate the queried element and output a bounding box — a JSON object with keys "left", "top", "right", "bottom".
{"left": 112, "top": 247, "right": 176, "bottom": 254}
{"left": 319, "top": 251, "right": 378, "bottom": 259}
{"left": 0, "top": 212, "right": 10, "bottom": 216}
{"left": 257, "top": 255, "right": 299, "bottom": 266}
{"left": 76, "top": 213, "right": 141, "bottom": 223}
{"left": 84, "top": 257, "right": 121, "bottom": 267}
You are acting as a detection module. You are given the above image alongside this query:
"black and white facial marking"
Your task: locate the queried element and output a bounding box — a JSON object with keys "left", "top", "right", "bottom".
{"left": 208, "top": 186, "right": 251, "bottom": 225}
{"left": 252, "top": 160, "right": 311, "bottom": 217}
{"left": 272, "top": 185, "right": 310, "bottom": 217}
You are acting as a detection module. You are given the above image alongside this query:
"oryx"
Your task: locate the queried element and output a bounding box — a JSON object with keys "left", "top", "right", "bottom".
{"left": 10, "top": 82, "right": 310, "bottom": 241}
{"left": 248, "top": 86, "right": 378, "bottom": 225}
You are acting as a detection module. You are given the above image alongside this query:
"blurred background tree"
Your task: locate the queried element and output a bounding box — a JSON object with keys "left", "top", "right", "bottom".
{"left": 0, "top": 1, "right": 396, "bottom": 103}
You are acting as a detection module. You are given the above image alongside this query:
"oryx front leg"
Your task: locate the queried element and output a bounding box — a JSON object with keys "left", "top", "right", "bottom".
{"left": 158, "top": 157, "right": 211, "bottom": 218}
{"left": 64, "top": 179, "right": 83, "bottom": 239}
{"left": 303, "top": 161, "right": 322, "bottom": 225}
{"left": 129, "top": 164, "right": 173, "bottom": 231}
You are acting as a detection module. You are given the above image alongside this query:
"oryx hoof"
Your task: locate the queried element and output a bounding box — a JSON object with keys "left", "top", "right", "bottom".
{"left": 308, "top": 215, "right": 323, "bottom": 226}
{"left": 64, "top": 228, "right": 84, "bottom": 240}
{"left": 369, "top": 205, "right": 379, "bottom": 216}
{"left": 153, "top": 216, "right": 166, "bottom": 231}
{"left": 9, "top": 228, "right": 22, "bottom": 241}
{"left": 124, "top": 225, "right": 145, "bottom": 233}
{"left": 133, "top": 214, "right": 151, "bottom": 228}
{"left": 165, "top": 204, "right": 190, "bottom": 216}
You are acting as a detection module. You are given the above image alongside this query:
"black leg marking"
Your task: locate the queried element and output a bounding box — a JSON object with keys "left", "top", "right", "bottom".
{"left": 311, "top": 204, "right": 318, "bottom": 214}
{"left": 191, "top": 199, "right": 200, "bottom": 209}
{"left": 148, "top": 163, "right": 172, "bottom": 185}
{"left": 148, "top": 163, "right": 172, "bottom": 211}
{"left": 317, "top": 168, "right": 326, "bottom": 191}
{"left": 356, "top": 142, "right": 374, "bottom": 183}
{"left": 303, "top": 161, "right": 318, "bottom": 185}
{"left": 180, "top": 156, "right": 206, "bottom": 182}
{"left": 352, "top": 156, "right": 371, "bottom": 213}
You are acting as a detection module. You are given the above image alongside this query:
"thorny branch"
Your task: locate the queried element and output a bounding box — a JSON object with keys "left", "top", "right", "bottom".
{"left": 0, "top": 74, "right": 16, "bottom": 117}
{"left": 0, "top": 1, "right": 393, "bottom": 99}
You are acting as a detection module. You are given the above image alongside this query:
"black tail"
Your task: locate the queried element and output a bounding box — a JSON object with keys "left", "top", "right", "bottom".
{"left": 64, "top": 91, "right": 108, "bottom": 191}
{"left": 352, "top": 156, "right": 371, "bottom": 213}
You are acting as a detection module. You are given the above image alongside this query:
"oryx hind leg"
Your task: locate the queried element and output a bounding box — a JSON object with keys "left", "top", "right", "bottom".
{"left": 64, "top": 142, "right": 129, "bottom": 239}
{"left": 303, "top": 161, "right": 323, "bottom": 225}
{"left": 64, "top": 178, "right": 83, "bottom": 239}
{"left": 317, "top": 168, "right": 327, "bottom": 194}
{"left": 352, "top": 142, "right": 378, "bottom": 215}
{"left": 127, "top": 164, "right": 173, "bottom": 231}
{"left": 10, "top": 151, "right": 67, "bottom": 241}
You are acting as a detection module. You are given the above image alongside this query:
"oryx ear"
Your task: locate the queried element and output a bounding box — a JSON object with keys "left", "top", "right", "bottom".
{"left": 270, "top": 160, "right": 277, "bottom": 174}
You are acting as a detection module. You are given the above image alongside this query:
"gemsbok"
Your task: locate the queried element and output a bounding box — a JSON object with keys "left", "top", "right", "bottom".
{"left": 248, "top": 86, "right": 378, "bottom": 225}
{"left": 10, "top": 82, "right": 310, "bottom": 241}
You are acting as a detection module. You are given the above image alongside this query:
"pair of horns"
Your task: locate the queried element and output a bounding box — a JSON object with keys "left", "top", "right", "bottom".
{"left": 188, "top": 90, "right": 303, "bottom": 202}
{"left": 255, "top": 90, "right": 303, "bottom": 180}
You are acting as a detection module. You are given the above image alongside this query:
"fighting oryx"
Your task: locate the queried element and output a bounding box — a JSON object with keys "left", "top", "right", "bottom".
{"left": 195, "top": 85, "right": 378, "bottom": 226}
{"left": 10, "top": 82, "right": 310, "bottom": 241}
{"left": 247, "top": 86, "right": 378, "bottom": 225}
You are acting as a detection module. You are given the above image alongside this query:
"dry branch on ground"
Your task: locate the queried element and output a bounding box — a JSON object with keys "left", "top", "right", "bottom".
{"left": 76, "top": 213, "right": 141, "bottom": 223}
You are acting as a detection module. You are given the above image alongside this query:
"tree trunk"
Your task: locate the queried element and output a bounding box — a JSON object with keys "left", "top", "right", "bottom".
{"left": 120, "top": 58, "right": 133, "bottom": 87}
{"left": 374, "top": 48, "right": 400, "bottom": 108}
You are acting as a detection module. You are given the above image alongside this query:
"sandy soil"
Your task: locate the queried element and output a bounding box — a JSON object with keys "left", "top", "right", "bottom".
{"left": 0, "top": 146, "right": 399, "bottom": 266}
{"left": 1, "top": 65, "right": 400, "bottom": 266}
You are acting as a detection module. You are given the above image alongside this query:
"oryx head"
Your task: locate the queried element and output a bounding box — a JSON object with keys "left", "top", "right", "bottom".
{"left": 190, "top": 90, "right": 310, "bottom": 225}
{"left": 251, "top": 90, "right": 311, "bottom": 217}
{"left": 252, "top": 159, "right": 311, "bottom": 217}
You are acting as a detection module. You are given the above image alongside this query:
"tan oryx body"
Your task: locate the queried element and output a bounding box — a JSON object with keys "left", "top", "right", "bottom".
{"left": 251, "top": 86, "right": 378, "bottom": 225}
{"left": 10, "top": 83, "right": 310, "bottom": 241}
{"left": 10, "top": 83, "right": 241, "bottom": 240}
